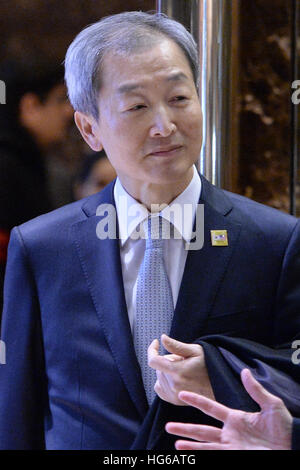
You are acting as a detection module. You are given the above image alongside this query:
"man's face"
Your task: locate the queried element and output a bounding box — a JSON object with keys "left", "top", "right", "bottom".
{"left": 85, "top": 39, "right": 202, "bottom": 188}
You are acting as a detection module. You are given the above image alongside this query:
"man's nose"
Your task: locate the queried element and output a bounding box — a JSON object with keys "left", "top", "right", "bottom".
{"left": 149, "top": 107, "right": 176, "bottom": 138}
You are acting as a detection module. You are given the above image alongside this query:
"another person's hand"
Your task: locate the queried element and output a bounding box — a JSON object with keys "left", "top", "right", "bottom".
{"left": 166, "top": 369, "right": 293, "bottom": 450}
{"left": 148, "top": 334, "right": 215, "bottom": 405}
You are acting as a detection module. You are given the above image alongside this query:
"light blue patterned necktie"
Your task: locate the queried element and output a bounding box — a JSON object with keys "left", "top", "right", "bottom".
{"left": 134, "top": 215, "right": 174, "bottom": 405}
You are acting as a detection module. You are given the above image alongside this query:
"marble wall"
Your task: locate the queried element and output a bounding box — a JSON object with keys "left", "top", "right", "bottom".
{"left": 237, "top": 0, "right": 293, "bottom": 212}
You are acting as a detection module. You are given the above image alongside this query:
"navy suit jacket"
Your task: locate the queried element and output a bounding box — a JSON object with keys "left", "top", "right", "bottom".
{"left": 1, "top": 175, "right": 300, "bottom": 449}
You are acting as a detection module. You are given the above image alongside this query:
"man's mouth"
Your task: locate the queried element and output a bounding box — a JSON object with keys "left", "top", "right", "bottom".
{"left": 149, "top": 145, "right": 183, "bottom": 156}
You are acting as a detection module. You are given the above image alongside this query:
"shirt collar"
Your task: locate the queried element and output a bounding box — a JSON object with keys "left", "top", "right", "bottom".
{"left": 114, "top": 165, "right": 201, "bottom": 246}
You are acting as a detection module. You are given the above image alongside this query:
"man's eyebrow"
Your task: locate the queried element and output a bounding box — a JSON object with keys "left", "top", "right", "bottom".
{"left": 166, "top": 72, "right": 189, "bottom": 82}
{"left": 117, "top": 83, "right": 143, "bottom": 94}
{"left": 117, "top": 72, "right": 189, "bottom": 95}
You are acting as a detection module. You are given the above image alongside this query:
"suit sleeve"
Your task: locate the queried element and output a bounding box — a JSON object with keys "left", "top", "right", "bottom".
{"left": 0, "top": 227, "right": 46, "bottom": 449}
{"left": 196, "top": 220, "right": 300, "bottom": 415}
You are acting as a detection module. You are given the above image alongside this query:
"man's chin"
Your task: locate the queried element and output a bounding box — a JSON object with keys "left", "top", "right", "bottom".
{"left": 146, "top": 162, "right": 194, "bottom": 184}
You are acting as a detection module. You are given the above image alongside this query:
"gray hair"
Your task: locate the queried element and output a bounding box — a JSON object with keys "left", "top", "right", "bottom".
{"left": 64, "top": 11, "right": 199, "bottom": 120}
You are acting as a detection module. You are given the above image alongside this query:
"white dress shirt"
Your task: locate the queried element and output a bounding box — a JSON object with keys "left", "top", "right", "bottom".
{"left": 114, "top": 165, "right": 202, "bottom": 333}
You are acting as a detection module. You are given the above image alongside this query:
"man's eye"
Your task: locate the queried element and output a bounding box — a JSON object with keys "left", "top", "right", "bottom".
{"left": 172, "top": 96, "right": 187, "bottom": 102}
{"left": 129, "top": 104, "right": 146, "bottom": 111}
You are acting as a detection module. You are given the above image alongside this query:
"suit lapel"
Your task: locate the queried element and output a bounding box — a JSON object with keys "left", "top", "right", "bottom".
{"left": 170, "top": 175, "right": 242, "bottom": 342}
{"left": 72, "top": 182, "right": 148, "bottom": 419}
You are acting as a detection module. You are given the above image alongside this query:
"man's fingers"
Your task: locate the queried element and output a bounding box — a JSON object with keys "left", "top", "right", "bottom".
{"left": 241, "top": 369, "right": 282, "bottom": 409}
{"left": 166, "top": 422, "right": 222, "bottom": 443}
{"left": 148, "top": 340, "right": 180, "bottom": 373}
{"left": 178, "top": 391, "right": 229, "bottom": 423}
{"left": 148, "top": 335, "right": 200, "bottom": 371}
{"left": 147, "top": 339, "right": 160, "bottom": 360}
{"left": 161, "top": 334, "right": 202, "bottom": 358}
{"left": 148, "top": 341, "right": 181, "bottom": 363}
{"left": 164, "top": 354, "right": 184, "bottom": 362}
{"left": 175, "top": 440, "right": 228, "bottom": 451}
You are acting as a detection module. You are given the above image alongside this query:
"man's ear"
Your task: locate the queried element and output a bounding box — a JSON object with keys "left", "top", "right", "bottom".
{"left": 74, "top": 111, "right": 103, "bottom": 152}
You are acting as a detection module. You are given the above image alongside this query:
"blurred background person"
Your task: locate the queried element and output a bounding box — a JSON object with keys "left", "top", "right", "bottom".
{"left": 73, "top": 150, "right": 116, "bottom": 200}
{"left": 0, "top": 59, "right": 73, "bottom": 312}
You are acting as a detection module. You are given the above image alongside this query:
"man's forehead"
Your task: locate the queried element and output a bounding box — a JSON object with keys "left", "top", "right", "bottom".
{"left": 117, "top": 72, "right": 190, "bottom": 95}
{"left": 99, "top": 39, "right": 194, "bottom": 93}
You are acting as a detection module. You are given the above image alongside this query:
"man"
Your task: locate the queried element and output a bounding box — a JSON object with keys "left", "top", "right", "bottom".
{"left": 166, "top": 369, "right": 300, "bottom": 450}
{"left": 0, "top": 60, "right": 73, "bottom": 311}
{"left": 0, "top": 11, "right": 300, "bottom": 450}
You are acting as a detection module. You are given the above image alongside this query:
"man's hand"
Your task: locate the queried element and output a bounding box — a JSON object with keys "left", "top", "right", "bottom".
{"left": 165, "top": 369, "right": 293, "bottom": 450}
{"left": 148, "top": 334, "right": 215, "bottom": 405}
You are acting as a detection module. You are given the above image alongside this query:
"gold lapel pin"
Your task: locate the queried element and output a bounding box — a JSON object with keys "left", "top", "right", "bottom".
{"left": 211, "top": 230, "right": 228, "bottom": 246}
